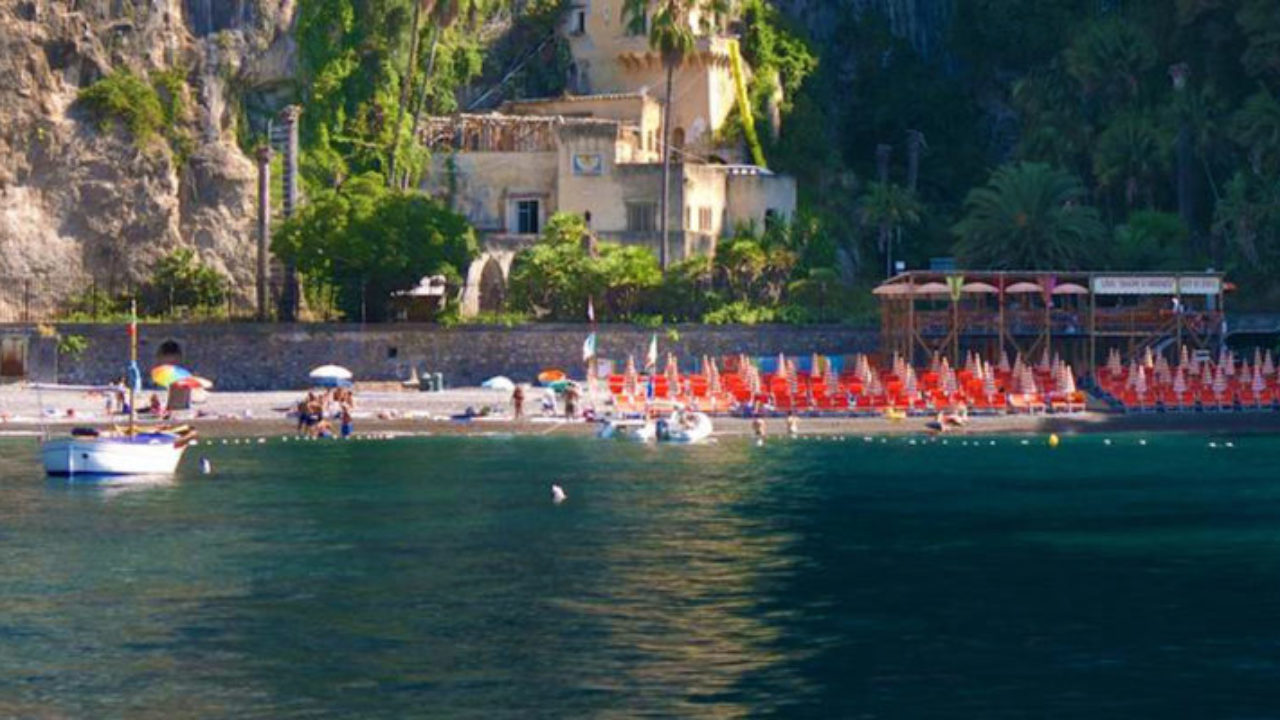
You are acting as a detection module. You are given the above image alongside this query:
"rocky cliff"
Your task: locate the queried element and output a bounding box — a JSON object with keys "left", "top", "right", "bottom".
{"left": 0, "top": 0, "right": 297, "bottom": 318}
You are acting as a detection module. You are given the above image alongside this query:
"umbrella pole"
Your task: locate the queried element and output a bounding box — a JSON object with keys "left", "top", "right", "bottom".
{"left": 128, "top": 299, "right": 137, "bottom": 436}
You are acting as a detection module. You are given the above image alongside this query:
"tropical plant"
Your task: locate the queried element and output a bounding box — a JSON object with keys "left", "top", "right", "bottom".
{"left": 1092, "top": 110, "right": 1170, "bottom": 209}
{"left": 1064, "top": 17, "right": 1157, "bottom": 113}
{"left": 952, "top": 162, "right": 1107, "bottom": 269}
{"left": 857, "top": 182, "right": 923, "bottom": 277}
{"left": 1232, "top": 87, "right": 1280, "bottom": 177}
{"left": 1111, "top": 211, "right": 1192, "bottom": 270}
{"left": 622, "top": 0, "right": 727, "bottom": 270}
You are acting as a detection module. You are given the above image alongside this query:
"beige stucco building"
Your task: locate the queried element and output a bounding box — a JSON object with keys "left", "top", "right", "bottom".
{"left": 421, "top": 0, "right": 797, "bottom": 314}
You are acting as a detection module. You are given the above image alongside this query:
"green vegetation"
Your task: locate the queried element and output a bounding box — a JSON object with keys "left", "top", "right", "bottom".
{"left": 78, "top": 67, "right": 195, "bottom": 166}
{"left": 509, "top": 212, "right": 873, "bottom": 325}
{"left": 753, "top": 0, "right": 1280, "bottom": 307}
{"left": 78, "top": 71, "right": 166, "bottom": 142}
{"left": 142, "top": 248, "right": 230, "bottom": 317}
{"left": 273, "top": 172, "right": 478, "bottom": 321}
{"left": 56, "top": 334, "right": 89, "bottom": 358}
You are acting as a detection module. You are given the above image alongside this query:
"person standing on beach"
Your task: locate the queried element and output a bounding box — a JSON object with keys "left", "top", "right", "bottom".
{"left": 752, "top": 416, "right": 767, "bottom": 441}
{"left": 512, "top": 385, "right": 525, "bottom": 420}
{"left": 564, "top": 383, "right": 579, "bottom": 420}
{"left": 786, "top": 412, "right": 799, "bottom": 437}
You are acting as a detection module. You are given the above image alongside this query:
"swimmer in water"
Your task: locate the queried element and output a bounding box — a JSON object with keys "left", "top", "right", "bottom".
{"left": 752, "top": 416, "right": 767, "bottom": 442}
{"left": 786, "top": 412, "right": 799, "bottom": 437}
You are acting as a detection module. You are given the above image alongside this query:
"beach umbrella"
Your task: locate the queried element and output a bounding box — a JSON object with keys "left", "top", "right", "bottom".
{"left": 1039, "top": 347, "right": 1052, "bottom": 371}
{"left": 624, "top": 355, "right": 639, "bottom": 396}
{"left": 171, "top": 375, "right": 213, "bottom": 390}
{"left": 708, "top": 358, "right": 723, "bottom": 397}
{"left": 1255, "top": 347, "right": 1264, "bottom": 372}
{"left": 150, "top": 364, "right": 192, "bottom": 388}
{"left": 903, "top": 365, "right": 918, "bottom": 400}
{"left": 811, "top": 353, "right": 823, "bottom": 381}
{"left": 1213, "top": 364, "right": 1228, "bottom": 398}
{"left": 826, "top": 360, "right": 841, "bottom": 399}
{"left": 1266, "top": 350, "right": 1276, "bottom": 377}
{"left": 1173, "top": 367, "right": 1186, "bottom": 395}
{"left": 309, "top": 364, "right": 353, "bottom": 388}
{"left": 1253, "top": 364, "right": 1266, "bottom": 394}
{"left": 1061, "top": 365, "right": 1077, "bottom": 394}
{"left": 1180, "top": 345, "right": 1190, "bottom": 370}
{"left": 786, "top": 359, "right": 800, "bottom": 398}
{"left": 1133, "top": 366, "right": 1147, "bottom": 395}
{"left": 1226, "top": 350, "right": 1237, "bottom": 376}
{"left": 1143, "top": 346, "right": 1155, "bottom": 369}
{"left": 1018, "top": 367, "right": 1038, "bottom": 395}
{"left": 1108, "top": 348, "right": 1123, "bottom": 377}
{"left": 481, "top": 376, "right": 515, "bottom": 392}
{"left": 1242, "top": 361, "right": 1254, "bottom": 389}
{"left": 983, "top": 367, "right": 998, "bottom": 400}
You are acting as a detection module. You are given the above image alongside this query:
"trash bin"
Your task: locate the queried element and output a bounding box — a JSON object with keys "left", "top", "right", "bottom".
{"left": 433, "top": 372, "right": 444, "bottom": 392}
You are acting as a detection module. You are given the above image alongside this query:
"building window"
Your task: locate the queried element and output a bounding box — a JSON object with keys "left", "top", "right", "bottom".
{"left": 516, "top": 199, "right": 540, "bottom": 234}
{"left": 699, "top": 206, "right": 713, "bottom": 231}
{"left": 572, "top": 8, "right": 586, "bottom": 35}
{"left": 627, "top": 202, "right": 657, "bottom": 233}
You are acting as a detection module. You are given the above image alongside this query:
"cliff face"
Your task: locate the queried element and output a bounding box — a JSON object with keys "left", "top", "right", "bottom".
{"left": 0, "top": 0, "right": 297, "bottom": 317}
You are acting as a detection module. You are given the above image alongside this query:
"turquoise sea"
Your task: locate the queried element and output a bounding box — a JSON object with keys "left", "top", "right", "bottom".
{"left": 2, "top": 432, "right": 1279, "bottom": 718}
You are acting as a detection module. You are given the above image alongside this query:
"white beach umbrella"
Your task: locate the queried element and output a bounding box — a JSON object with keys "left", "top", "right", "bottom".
{"left": 1173, "top": 367, "right": 1187, "bottom": 395}
{"left": 999, "top": 349, "right": 1011, "bottom": 374}
{"left": 309, "top": 365, "right": 353, "bottom": 387}
{"left": 1266, "top": 350, "right": 1276, "bottom": 377}
{"left": 1253, "top": 365, "right": 1266, "bottom": 394}
{"left": 1213, "top": 364, "right": 1228, "bottom": 397}
{"left": 481, "top": 376, "right": 515, "bottom": 392}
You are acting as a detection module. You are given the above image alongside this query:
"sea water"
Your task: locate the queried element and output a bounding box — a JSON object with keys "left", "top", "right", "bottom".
{"left": 1, "top": 433, "right": 1278, "bottom": 717}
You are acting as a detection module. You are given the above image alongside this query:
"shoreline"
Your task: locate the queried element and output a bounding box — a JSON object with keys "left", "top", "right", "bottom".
{"left": 5, "top": 410, "right": 1280, "bottom": 441}
{"left": 6, "top": 384, "right": 1280, "bottom": 440}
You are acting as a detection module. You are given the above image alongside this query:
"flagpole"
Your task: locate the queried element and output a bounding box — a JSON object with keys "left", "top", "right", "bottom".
{"left": 128, "top": 298, "right": 138, "bottom": 436}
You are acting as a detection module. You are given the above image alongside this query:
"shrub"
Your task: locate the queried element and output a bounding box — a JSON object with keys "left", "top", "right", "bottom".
{"left": 78, "top": 71, "right": 166, "bottom": 142}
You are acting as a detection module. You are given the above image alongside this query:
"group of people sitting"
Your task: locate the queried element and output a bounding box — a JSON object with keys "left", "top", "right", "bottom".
{"left": 296, "top": 387, "right": 356, "bottom": 438}
{"left": 925, "top": 404, "right": 970, "bottom": 434}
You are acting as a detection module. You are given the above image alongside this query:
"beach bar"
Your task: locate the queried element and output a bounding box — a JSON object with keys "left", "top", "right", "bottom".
{"left": 874, "top": 271, "right": 1227, "bottom": 375}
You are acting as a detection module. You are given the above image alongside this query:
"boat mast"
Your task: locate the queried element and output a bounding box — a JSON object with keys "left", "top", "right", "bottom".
{"left": 128, "top": 298, "right": 138, "bottom": 436}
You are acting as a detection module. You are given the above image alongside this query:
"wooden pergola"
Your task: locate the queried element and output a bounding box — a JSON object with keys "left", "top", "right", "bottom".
{"left": 875, "top": 271, "right": 1227, "bottom": 374}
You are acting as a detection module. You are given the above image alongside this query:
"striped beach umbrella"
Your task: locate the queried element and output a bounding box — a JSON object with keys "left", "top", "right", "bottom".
{"left": 624, "top": 354, "right": 639, "bottom": 396}
{"left": 1253, "top": 364, "right": 1266, "bottom": 394}
{"left": 983, "top": 366, "right": 998, "bottom": 400}
{"left": 1180, "top": 345, "right": 1190, "bottom": 370}
{"left": 1173, "top": 367, "right": 1186, "bottom": 395}
{"left": 826, "top": 360, "right": 841, "bottom": 399}
{"left": 999, "top": 349, "right": 1011, "bottom": 375}
{"left": 1265, "top": 350, "right": 1276, "bottom": 377}
{"left": 1133, "top": 365, "right": 1147, "bottom": 395}
{"left": 1062, "top": 364, "right": 1077, "bottom": 394}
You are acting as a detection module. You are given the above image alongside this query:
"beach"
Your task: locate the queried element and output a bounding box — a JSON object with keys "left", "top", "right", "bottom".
{"left": 4, "top": 382, "right": 1279, "bottom": 439}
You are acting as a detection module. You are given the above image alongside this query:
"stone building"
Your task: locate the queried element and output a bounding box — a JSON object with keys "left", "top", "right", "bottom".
{"left": 422, "top": 0, "right": 797, "bottom": 315}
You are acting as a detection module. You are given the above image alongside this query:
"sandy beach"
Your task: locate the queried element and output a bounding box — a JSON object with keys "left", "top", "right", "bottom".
{"left": 4, "top": 382, "right": 1280, "bottom": 440}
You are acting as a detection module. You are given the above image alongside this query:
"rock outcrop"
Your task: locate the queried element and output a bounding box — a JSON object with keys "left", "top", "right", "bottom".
{"left": 0, "top": 0, "right": 297, "bottom": 319}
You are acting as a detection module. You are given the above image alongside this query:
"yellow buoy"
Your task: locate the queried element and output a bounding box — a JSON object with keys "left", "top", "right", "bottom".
{"left": 1048, "top": 433, "right": 1060, "bottom": 448}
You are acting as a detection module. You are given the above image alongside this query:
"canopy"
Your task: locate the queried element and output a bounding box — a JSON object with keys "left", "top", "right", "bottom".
{"left": 872, "top": 283, "right": 914, "bottom": 296}
{"left": 1005, "top": 282, "right": 1043, "bottom": 293}
{"left": 961, "top": 282, "right": 1000, "bottom": 293}
{"left": 913, "top": 282, "right": 950, "bottom": 295}
{"left": 481, "top": 376, "right": 515, "bottom": 391}
{"left": 1052, "top": 283, "right": 1090, "bottom": 295}
{"left": 309, "top": 364, "right": 354, "bottom": 388}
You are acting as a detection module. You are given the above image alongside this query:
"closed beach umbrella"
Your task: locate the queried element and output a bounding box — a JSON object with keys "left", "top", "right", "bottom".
{"left": 1062, "top": 365, "right": 1077, "bottom": 394}
{"left": 1180, "top": 345, "right": 1190, "bottom": 370}
{"left": 1133, "top": 366, "right": 1147, "bottom": 395}
{"left": 624, "top": 355, "right": 639, "bottom": 396}
{"left": 786, "top": 359, "right": 800, "bottom": 398}
{"left": 810, "top": 353, "right": 823, "bottom": 381}
{"left": 1225, "top": 350, "right": 1236, "bottom": 376}
{"left": 1242, "top": 361, "right": 1254, "bottom": 389}
{"left": 1213, "top": 364, "right": 1227, "bottom": 397}
{"left": 1253, "top": 365, "right": 1266, "bottom": 394}
{"left": 826, "top": 361, "right": 841, "bottom": 398}
{"left": 983, "top": 368, "right": 998, "bottom": 400}
{"left": 1265, "top": 350, "right": 1276, "bottom": 377}
{"left": 1255, "top": 347, "right": 1264, "bottom": 372}
{"left": 1173, "top": 367, "right": 1186, "bottom": 395}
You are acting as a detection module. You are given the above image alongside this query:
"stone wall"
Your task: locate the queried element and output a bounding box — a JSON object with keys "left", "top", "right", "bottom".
{"left": 33, "top": 323, "right": 878, "bottom": 390}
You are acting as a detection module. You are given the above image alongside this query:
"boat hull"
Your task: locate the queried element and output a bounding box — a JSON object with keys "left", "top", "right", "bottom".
{"left": 42, "top": 436, "right": 186, "bottom": 476}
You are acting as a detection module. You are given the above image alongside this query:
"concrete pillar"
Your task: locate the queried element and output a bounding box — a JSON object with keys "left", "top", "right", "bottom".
{"left": 255, "top": 145, "right": 271, "bottom": 321}
{"left": 279, "top": 105, "right": 301, "bottom": 321}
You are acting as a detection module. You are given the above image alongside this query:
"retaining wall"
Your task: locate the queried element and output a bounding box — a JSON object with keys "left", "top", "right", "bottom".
{"left": 28, "top": 323, "right": 878, "bottom": 390}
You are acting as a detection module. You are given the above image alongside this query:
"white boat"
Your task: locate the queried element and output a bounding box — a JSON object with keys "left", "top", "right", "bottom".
{"left": 655, "top": 411, "right": 714, "bottom": 444}
{"left": 42, "top": 430, "right": 189, "bottom": 476}
{"left": 39, "top": 301, "right": 195, "bottom": 477}
{"left": 598, "top": 418, "right": 657, "bottom": 442}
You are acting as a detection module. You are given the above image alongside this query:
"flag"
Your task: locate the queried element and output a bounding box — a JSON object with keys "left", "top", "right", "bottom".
{"left": 587, "top": 297, "right": 595, "bottom": 323}
{"left": 645, "top": 334, "right": 658, "bottom": 370}
{"left": 582, "top": 332, "right": 596, "bottom": 362}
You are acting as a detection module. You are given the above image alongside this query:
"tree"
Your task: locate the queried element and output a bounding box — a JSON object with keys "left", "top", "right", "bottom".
{"left": 622, "top": 0, "right": 727, "bottom": 271}
{"left": 857, "top": 182, "right": 923, "bottom": 277}
{"left": 952, "top": 162, "right": 1106, "bottom": 269}
{"left": 1092, "top": 110, "right": 1170, "bottom": 210}
{"left": 273, "top": 172, "right": 478, "bottom": 321}
{"left": 1232, "top": 87, "right": 1280, "bottom": 177}
{"left": 508, "top": 213, "right": 662, "bottom": 321}
{"left": 141, "top": 248, "right": 228, "bottom": 317}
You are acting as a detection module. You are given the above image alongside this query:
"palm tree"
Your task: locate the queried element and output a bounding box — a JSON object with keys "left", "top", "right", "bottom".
{"left": 622, "top": 0, "right": 727, "bottom": 270}
{"left": 858, "top": 182, "right": 923, "bottom": 277}
{"left": 1232, "top": 87, "right": 1280, "bottom": 177}
{"left": 1092, "top": 110, "right": 1170, "bottom": 210}
{"left": 952, "top": 162, "right": 1106, "bottom": 270}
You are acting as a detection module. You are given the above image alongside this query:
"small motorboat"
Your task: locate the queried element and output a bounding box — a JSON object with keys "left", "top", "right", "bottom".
{"left": 598, "top": 418, "right": 656, "bottom": 442}
{"left": 655, "top": 410, "right": 714, "bottom": 444}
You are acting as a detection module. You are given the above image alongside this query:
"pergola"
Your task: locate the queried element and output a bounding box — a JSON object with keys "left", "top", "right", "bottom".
{"left": 875, "top": 271, "right": 1227, "bottom": 373}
